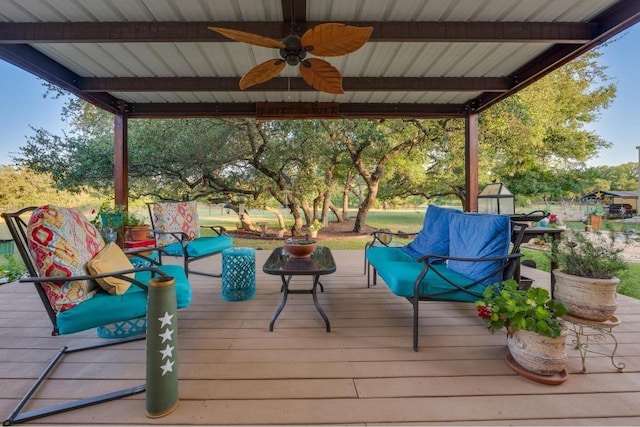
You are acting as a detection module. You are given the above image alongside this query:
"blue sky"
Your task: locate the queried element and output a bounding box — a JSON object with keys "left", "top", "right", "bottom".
{"left": 0, "top": 24, "right": 639, "bottom": 167}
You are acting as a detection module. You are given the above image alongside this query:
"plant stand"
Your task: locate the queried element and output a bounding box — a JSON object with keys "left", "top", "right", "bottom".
{"left": 563, "top": 314, "right": 625, "bottom": 374}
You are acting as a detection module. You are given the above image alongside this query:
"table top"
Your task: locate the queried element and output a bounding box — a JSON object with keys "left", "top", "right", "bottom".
{"left": 522, "top": 226, "right": 564, "bottom": 237}
{"left": 263, "top": 246, "right": 336, "bottom": 276}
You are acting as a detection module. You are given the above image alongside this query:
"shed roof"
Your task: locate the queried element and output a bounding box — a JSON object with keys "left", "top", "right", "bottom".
{"left": 581, "top": 190, "right": 639, "bottom": 201}
{"left": 1, "top": 0, "right": 638, "bottom": 119}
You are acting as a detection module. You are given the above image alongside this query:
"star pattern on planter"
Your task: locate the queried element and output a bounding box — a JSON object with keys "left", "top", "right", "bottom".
{"left": 160, "top": 359, "right": 175, "bottom": 376}
{"left": 158, "top": 312, "right": 174, "bottom": 327}
{"left": 159, "top": 328, "right": 173, "bottom": 343}
{"left": 156, "top": 311, "right": 176, "bottom": 376}
{"left": 159, "top": 343, "right": 174, "bottom": 360}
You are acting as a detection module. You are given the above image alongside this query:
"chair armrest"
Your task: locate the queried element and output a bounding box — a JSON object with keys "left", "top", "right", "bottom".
{"left": 150, "top": 229, "right": 189, "bottom": 242}
{"left": 123, "top": 247, "right": 162, "bottom": 267}
{"left": 200, "top": 225, "right": 228, "bottom": 236}
{"left": 19, "top": 266, "right": 170, "bottom": 291}
{"left": 367, "top": 230, "right": 418, "bottom": 247}
{"left": 416, "top": 252, "right": 523, "bottom": 264}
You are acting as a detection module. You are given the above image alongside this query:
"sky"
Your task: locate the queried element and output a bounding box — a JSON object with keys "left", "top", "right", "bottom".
{"left": 0, "top": 24, "right": 639, "bottom": 167}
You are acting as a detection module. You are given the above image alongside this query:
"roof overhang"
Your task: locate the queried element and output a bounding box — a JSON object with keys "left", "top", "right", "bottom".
{"left": 1, "top": 0, "right": 639, "bottom": 118}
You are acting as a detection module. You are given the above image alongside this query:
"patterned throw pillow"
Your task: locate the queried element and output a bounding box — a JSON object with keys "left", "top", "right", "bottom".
{"left": 27, "top": 205, "right": 105, "bottom": 312}
{"left": 152, "top": 201, "right": 200, "bottom": 247}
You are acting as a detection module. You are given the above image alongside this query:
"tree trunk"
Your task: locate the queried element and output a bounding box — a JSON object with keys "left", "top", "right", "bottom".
{"left": 353, "top": 182, "right": 378, "bottom": 233}
{"left": 264, "top": 205, "right": 285, "bottom": 229}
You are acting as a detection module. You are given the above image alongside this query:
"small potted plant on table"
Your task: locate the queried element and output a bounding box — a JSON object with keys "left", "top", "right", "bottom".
{"left": 475, "top": 280, "right": 569, "bottom": 383}
{"left": 124, "top": 212, "right": 150, "bottom": 241}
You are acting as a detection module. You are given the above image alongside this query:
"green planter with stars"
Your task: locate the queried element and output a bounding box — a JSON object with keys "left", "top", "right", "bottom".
{"left": 145, "top": 276, "right": 179, "bottom": 418}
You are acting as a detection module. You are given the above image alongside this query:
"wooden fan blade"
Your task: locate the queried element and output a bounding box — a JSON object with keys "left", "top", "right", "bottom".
{"left": 208, "top": 26, "right": 285, "bottom": 49}
{"left": 299, "top": 58, "right": 344, "bottom": 94}
{"left": 239, "top": 59, "right": 286, "bottom": 90}
{"left": 301, "top": 23, "right": 373, "bottom": 57}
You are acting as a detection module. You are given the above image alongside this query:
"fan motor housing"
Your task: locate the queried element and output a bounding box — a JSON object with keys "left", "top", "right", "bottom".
{"left": 280, "top": 34, "right": 306, "bottom": 66}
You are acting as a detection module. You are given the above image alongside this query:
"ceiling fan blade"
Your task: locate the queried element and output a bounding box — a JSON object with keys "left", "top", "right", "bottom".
{"left": 301, "top": 23, "right": 373, "bottom": 57}
{"left": 208, "top": 26, "right": 285, "bottom": 49}
{"left": 299, "top": 58, "right": 344, "bottom": 94}
{"left": 239, "top": 59, "right": 286, "bottom": 90}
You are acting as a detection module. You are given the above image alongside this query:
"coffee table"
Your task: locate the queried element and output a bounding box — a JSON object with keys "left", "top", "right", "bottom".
{"left": 263, "top": 246, "right": 336, "bottom": 332}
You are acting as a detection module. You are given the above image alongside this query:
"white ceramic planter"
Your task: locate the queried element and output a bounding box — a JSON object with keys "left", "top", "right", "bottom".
{"left": 553, "top": 269, "right": 619, "bottom": 322}
{"left": 507, "top": 329, "right": 567, "bottom": 376}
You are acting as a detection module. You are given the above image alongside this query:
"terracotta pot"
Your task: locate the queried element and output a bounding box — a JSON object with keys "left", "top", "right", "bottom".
{"left": 127, "top": 225, "right": 150, "bottom": 241}
{"left": 507, "top": 329, "right": 567, "bottom": 376}
{"left": 553, "top": 269, "right": 619, "bottom": 322}
{"left": 589, "top": 214, "right": 602, "bottom": 230}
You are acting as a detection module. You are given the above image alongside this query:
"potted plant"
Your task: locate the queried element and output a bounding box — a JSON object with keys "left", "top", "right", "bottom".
{"left": 91, "top": 202, "right": 125, "bottom": 242}
{"left": 123, "top": 212, "right": 150, "bottom": 241}
{"left": 586, "top": 204, "right": 605, "bottom": 230}
{"left": 475, "top": 280, "right": 569, "bottom": 378}
{"left": 308, "top": 219, "right": 323, "bottom": 238}
{"left": 550, "top": 229, "right": 628, "bottom": 322}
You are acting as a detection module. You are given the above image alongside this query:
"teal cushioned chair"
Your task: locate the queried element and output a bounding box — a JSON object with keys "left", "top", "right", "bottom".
{"left": 366, "top": 208, "right": 528, "bottom": 351}
{"left": 1, "top": 206, "right": 193, "bottom": 425}
{"left": 148, "top": 200, "right": 234, "bottom": 278}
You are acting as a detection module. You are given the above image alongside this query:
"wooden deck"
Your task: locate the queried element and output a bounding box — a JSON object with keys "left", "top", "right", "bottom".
{"left": 1, "top": 249, "right": 640, "bottom": 425}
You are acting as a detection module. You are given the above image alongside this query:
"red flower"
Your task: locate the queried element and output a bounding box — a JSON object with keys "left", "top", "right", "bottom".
{"left": 476, "top": 305, "right": 492, "bottom": 319}
{"left": 549, "top": 214, "right": 558, "bottom": 223}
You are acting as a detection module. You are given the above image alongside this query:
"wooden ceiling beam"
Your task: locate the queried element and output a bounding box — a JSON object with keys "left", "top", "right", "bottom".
{"left": 80, "top": 76, "right": 509, "bottom": 92}
{"left": 0, "top": 21, "right": 595, "bottom": 43}
{"left": 125, "top": 102, "right": 466, "bottom": 119}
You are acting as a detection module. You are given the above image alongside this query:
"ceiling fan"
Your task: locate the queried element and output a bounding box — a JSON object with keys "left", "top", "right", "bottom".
{"left": 208, "top": 19, "right": 373, "bottom": 94}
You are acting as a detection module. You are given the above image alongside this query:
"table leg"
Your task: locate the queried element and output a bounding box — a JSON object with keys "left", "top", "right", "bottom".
{"left": 270, "top": 275, "right": 291, "bottom": 331}
{"left": 312, "top": 275, "right": 330, "bottom": 332}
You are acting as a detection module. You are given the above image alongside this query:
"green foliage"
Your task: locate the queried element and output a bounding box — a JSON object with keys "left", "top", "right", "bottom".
{"left": 550, "top": 229, "right": 628, "bottom": 279}
{"left": 475, "top": 280, "right": 568, "bottom": 338}
{"left": 308, "top": 219, "right": 323, "bottom": 232}
{"left": 0, "top": 255, "right": 27, "bottom": 282}
{"left": 0, "top": 166, "right": 79, "bottom": 210}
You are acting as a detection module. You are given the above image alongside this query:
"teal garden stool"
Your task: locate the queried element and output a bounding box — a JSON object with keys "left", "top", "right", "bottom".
{"left": 221, "top": 247, "right": 256, "bottom": 301}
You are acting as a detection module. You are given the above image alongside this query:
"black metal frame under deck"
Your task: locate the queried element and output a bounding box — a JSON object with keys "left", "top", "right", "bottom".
{"left": 3, "top": 336, "right": 146, "bottom": 426}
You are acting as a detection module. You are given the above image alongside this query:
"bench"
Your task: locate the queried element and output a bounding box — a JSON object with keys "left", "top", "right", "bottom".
{"left": 365, "top": 205, "right": 526, "bottom": 351}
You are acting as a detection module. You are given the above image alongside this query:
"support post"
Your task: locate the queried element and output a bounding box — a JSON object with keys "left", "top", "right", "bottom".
{"left": 114, "top": 112, "right": 128, "bottom": 210}
{"left": 465, "top": 112, "right": 479, "bottom": 212}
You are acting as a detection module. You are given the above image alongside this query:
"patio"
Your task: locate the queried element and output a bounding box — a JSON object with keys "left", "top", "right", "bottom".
{"left": 1, "top": 250, "right": 639, "bottom": 425}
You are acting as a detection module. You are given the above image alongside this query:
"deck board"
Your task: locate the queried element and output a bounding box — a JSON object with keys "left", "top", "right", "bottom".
{"left": 1, "top": 249, "right": 639, "bottom": 425}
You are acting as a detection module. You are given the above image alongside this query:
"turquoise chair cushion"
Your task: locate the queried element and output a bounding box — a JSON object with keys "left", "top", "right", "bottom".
{"left": 162, "top": 235, "right": 233, "bottom": 257}
{"left": 367, "top": 246, "right": 489, "bottom": 302}
{"left": 448, "top": 213, "right": 511, "bottom": 286}
{"left": 56, "top": 264, "right": 192, "bottom": 335}
{"left": 402, "top": 205, "right": 462, "bottom": 259}
{"left": 369, "top": 253, "right": 481, "bottom": 301}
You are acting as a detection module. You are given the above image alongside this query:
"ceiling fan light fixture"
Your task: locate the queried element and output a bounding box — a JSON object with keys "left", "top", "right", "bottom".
{"left": 209, "top": 21, "right": 373, "bottom": 94}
